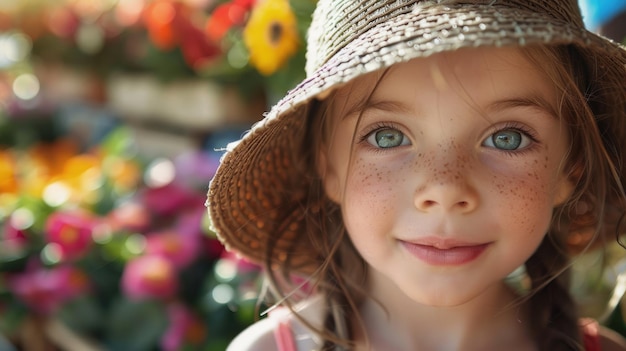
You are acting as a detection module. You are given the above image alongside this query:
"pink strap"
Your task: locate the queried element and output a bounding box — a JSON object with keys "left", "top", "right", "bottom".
{"left": 580, "top": 318, "right": 601, "bottom": 351}
{"left": 272, "top": 308, "right": 297, "bottom": 351}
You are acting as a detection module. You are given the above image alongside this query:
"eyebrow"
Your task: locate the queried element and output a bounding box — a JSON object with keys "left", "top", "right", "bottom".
{"left": 343, "top": 94, "right": 558, "bottom": 121}
{"left": 486, "top": 96, "right": 558, "bottom": 118}
{"left": 343, "top": 99, "right": 413, "bottom": 120}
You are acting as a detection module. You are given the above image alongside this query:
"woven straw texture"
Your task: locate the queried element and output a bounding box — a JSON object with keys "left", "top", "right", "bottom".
{"left": 207, "top": 0, "right": 626, "bottom": 270}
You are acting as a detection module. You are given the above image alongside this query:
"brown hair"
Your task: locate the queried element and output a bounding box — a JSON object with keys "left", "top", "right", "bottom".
{"left": 260, "top": 43, "right": 626, "bottom": 350}
{"left": 523, "top": 44, "right": 626, "bottom": 350}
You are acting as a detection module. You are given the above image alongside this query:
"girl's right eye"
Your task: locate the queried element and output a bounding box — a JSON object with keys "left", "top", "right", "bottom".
{"left": 365, "top": 127, "right": 410, "bottom": 148}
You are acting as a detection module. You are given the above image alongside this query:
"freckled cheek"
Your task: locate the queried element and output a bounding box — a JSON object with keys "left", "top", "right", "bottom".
{"left": 486, "top": 162, "right": 557, "bottom": 235}
{"left": 343, "top": 158, "right": 403, "bottom": 219}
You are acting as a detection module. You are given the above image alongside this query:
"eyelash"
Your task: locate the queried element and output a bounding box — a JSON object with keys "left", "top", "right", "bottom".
{"left": 356, "top": 121, "right": 540, "bottom": 154}
{"left": 357, "top": 122, "right": 407, "bottom": 148}
{"left": 486, "top": 122, "right": 540, "bottom": 155}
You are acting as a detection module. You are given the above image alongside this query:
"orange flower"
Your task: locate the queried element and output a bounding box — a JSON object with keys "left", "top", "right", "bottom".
{"left": 0, "top": 150, "right": 17, "bottom": 194}
{"left": 143, "top": 0, "right": 180, "bottom": 49}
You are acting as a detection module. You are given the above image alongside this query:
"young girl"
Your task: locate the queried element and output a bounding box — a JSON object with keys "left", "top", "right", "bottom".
{"left": 206, "top": 0, "right": 626, "bottom": 350}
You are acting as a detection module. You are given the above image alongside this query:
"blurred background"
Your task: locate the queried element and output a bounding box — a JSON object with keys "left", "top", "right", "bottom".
{"left": 0, "top": 0, "right": 624, "bottom": 350}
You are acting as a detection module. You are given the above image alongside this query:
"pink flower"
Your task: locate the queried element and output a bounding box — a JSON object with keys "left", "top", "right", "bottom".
{"left": 7, "top": 264, "right": 90, "bottom": 314}
{"left": 107, "top": 200, "right": 151, "bottom": 232}
{"left": 44, "top": 211, "right": 96, "bottom": 261}
{"left": 121, "top": 255, "right": 178, "bottom": 300}
{"left": 2, "top": 220, "right": 29, "bottom": 256}
{"left": 161, "top": 303, "right": 206, "bottom": 351}
{"left": 175, "top": 205, "right": 206, "bottom": 238}
{"left": 173, "top": 150, "right": 219, "bottom": 189}
{"left": 141, "top": 183, "right": 198, "bottom": 216}
{"left": 145, "top": 230, "right": 200, "bottom": 269}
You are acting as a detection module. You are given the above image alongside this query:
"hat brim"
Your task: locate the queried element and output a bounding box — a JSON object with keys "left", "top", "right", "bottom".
{"left": 208, "top": 2, "right": 626, "bottom": 270}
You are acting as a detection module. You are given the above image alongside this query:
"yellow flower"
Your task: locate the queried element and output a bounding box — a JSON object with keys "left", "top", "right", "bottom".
{"left": 243, "top": 0, "right": 299, "bottom": 75}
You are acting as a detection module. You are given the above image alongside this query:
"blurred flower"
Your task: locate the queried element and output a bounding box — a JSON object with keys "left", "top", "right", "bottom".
{"left": 243, "top": 0, "right": 299, "bottom": 75}
{"left": 23, "top": 139, "right": 78, "bottom": 197}
{"left": 121, "top": 255, "right": 178, "bottom": 300}
{"left": 143, "top": 0, "right": 179, "bottom": 50}
{"left": 176, "top": 202, "right": 207, "bottom": 235}
{"left": 0, "top": 0, "right": 309, "bottom": 345}
{"left": 143, "top": 0, "right": 221, "bottom": 68}
{"left": 1, "top": 219, "right": 29, "bottom": 257}
{"left": 173, "top": 150, "right": 219, "bottom": 190}
{"left": 107, "top": 200, "right": 151, "bottom": 232}
{"left": 142, "top": 182, "right": 200, "bottom": 216}
{"left": 161, "top": 303, "right": 207, "bottom": 351}
{"left": 56, "top": 153, "right": 104, "bottom": 205}
{"left": 7, "top": 264, "right": 90, "bottom": 314}
{"left": 104, "top": 155, "right": 142, "bottom": 193}
{"left": 0, "top": 150, "right": 17, "bottom": 194}
{"left": 29, "top": 138, "right": 78, "bottom": 178}
{"left": 204, "top": 0, "right": 255, "bottom": 42}
{"left": 177, "top": 19, "right": 222, "bottom": 69}
{"left": 145, "top": 230, "right": 200, "bottom": 269}
{"left": 44, "top": 211, "right": 97, "bottom": 261}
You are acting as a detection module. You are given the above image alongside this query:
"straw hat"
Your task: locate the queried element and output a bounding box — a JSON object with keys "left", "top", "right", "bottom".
{"left": 207, "top": 0, "right": 626, "bottom": 271}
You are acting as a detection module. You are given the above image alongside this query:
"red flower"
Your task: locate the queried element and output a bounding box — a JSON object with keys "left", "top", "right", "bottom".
{"left": 44, "top": 211, "right": 97, "bottom": 261}
{"left": 121, "top": 255, "right": 178, "bottom": 300}
{"left": 204, "top": 1, "right": 252, "bottom": 42}
{"left": 177, "top": 20, "right": 222, "bottom": 69}
{"left": 142, "top": 0, "right": 222, "bottom": 68}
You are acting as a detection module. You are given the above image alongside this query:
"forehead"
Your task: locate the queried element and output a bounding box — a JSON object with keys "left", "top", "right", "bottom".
{"left": 328, "top": 46, "right": 558, "bottom": 118}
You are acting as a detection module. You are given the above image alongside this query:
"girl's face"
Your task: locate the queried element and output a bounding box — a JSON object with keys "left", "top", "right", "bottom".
{"left": 321, "top": 47, "right": 573, "bottom": 307}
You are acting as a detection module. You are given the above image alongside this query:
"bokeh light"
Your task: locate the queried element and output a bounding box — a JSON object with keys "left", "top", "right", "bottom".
{"left": 211, "top": 283, "right": 234, "bottom": 304}
{"left": 144, "top": 158, "right": 175, "bottom": 188}
{"left": 12, "top": 73, "right": 40, "bottom": 100}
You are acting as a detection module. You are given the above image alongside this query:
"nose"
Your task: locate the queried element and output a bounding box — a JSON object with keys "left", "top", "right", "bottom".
{"left": 413, "top": 162, "right": 479, "bottom": 214}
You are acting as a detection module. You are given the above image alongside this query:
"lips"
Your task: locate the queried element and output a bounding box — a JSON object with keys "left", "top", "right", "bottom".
{"left": 400, "top": 239, "right": 490, "bottom": 266}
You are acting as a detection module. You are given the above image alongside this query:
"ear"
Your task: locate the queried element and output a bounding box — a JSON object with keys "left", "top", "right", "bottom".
{"left": 553, "top": 173, "right": 576, "bottom": 207}
{"left": 317, "top": 146, "right": 341, "bottom": 203}
{"left": 554, "top": 159, "right": 584, "bottom": 206}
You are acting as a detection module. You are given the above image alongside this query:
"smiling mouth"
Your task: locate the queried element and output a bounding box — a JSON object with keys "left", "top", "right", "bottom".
{"left": 400, "top": 241, "right": 490, "bottom": 266}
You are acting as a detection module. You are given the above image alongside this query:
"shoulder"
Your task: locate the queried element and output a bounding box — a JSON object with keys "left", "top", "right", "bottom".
{"left": 226, "top": 296, "right": 327, "bottom": 351}
{"left": 227, "top": 317, "right": 279, "bottom": 351}
{"left": 599, "top": 326, "right": 626, "bottom": 351}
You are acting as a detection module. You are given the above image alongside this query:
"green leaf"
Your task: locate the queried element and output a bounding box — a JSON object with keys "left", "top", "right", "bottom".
{"left": 0, "top": 297, "right": 28, "bottom": 335}
{"left": 104, "top": 297, "right": 168, "bottom": 351}
{"left": 99, "top": 127, "right": 135, "bottom": 158}
{"left": 57, "top": 295, "right": 103, "bottom": 334}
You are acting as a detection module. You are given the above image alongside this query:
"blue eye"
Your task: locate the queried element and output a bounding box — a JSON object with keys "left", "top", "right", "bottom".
{"left": 483, "top": 129, "right": 530, "bottom": 150}
{"left": 366, "top": 128, "right": 410, "bottom": 148}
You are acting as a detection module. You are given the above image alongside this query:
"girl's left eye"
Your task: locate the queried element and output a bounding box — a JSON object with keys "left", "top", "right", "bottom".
{"left": 366, "top": 127, "right": 410, "bottom": 148}
{"left": 483, "top": 128, "right": 531, "bottom": 151}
